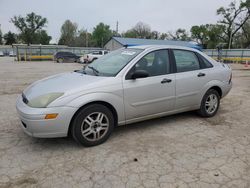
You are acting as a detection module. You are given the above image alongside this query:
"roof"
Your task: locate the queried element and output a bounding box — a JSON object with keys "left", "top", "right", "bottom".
{"left": 111, "top": 37, "right": 202, "bottom": 50}
{"left": 127, "top": 45, "right": 200, "bottom": 52}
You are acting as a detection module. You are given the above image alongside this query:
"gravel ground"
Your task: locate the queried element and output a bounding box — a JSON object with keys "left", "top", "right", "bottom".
{"left": 0, "top": 57, "right": 250, "bottom": 188}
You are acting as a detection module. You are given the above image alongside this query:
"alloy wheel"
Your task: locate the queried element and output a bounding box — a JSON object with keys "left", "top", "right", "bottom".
{"left": 205, "top": 94, "right": 218, "bottom": 114}
{"left": 81, "top": 112, "right": 109, "bottom": 142}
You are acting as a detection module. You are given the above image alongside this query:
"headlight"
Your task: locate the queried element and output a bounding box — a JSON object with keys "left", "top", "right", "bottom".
{"left": 27, "top": 92, "right": 64, "bottom": 108}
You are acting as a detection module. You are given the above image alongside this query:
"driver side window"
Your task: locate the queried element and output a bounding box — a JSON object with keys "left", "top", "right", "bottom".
{"left": 126, "top": 50, "right": 170, "bottom": 79}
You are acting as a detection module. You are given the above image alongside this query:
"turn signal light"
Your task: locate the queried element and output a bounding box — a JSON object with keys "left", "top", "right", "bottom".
{"left": 45, "top": 113, "right": 58, "bottom": 119}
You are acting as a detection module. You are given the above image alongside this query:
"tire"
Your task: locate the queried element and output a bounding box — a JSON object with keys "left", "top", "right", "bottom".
{"left": 71, "top": 104, "right": 114, "bottom": 147}
{"left": 58, "top": 58, "right": 64, "bottom": 63}
{"left": 198, "top": 89, "right": 220, "bottom": 117}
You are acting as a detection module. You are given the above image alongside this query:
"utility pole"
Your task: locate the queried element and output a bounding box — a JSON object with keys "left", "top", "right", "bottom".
{"left": 116, "top": 21, "right": 119, "bottom": 36}
{"left": 0, "top": 24, "right": 2, "bottom": 45}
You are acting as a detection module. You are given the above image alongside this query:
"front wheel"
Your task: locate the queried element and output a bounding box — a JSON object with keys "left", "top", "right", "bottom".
{"left": 71, "top": 104, "right": 114, "bottom": 147}
{"left": 57, "top": 58, "right": 64, "bottom": 63}
{"left": 198, "top": 89, "right": 220, "bottom": 117}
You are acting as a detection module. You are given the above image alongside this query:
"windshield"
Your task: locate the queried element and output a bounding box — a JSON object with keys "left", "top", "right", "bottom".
{"left": 83, "top": 48, "right": 143, "bottom": 77}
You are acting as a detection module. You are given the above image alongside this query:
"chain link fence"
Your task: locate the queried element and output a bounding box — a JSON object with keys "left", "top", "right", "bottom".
{"left": 11, "top": 44, "right": 103, "bottom": 61}
{"left": 203, "top": 49, "right": 250, "bottom": 63}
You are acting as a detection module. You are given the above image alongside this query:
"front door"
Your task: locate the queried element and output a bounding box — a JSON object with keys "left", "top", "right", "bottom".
{"left": 123, "top": 49, "right": 176, "bottom": 122}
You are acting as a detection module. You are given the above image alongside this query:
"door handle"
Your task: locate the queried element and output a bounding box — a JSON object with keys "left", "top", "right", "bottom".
{"left": 197, "top": 72, "right": 206, "bottom": 77}
{"left": 161, "top": 78, "right": 172, "bottom": 84}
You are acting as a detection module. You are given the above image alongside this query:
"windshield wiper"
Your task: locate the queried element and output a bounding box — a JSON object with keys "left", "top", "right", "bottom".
{"left": 74, "top": 69, "right": 86, "bottom": 74}
{"left": 88, "top": 66, "right": 99, "bottom": 76}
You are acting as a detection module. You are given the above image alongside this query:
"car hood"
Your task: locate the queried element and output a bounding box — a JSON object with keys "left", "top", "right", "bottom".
{"left": 23, "top": 72, "right": 111, "bottom": 100}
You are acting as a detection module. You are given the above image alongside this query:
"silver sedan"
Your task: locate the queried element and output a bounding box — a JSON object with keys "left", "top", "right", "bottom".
{"left": 16, "top": 45, "right": 232, "bottom": 146}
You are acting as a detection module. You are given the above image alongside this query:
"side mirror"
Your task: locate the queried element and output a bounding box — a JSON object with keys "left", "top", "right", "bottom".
{"left": 131, "top": 70, "right": 149, "bottom": 79}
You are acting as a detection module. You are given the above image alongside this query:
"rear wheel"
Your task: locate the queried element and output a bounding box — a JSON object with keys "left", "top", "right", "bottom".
{"left": 71, "top": 104, "right": 114, "bottom": 147}
{"left": 198, "top": 89, "right": 220, "bottom": 117}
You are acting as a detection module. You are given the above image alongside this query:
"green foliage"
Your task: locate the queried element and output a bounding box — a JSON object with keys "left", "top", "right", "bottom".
{"left": 74, "top": 30, "right": 94, "bottom": 47}
{"left": 169, "top": 29, "right": 190, "bottom": 41}
{"left": 6, "top": 1, "right": 250, "bottom": 49}
{"left": 122, "top": 22, "right": 151, "bottom": 39}
{"left": 34, "top": 30, "right": 51, "bottom": 45}
{"left": 58, "top": 20, "right": 78, "bottom": 46}
{"left": 3, "top": 31, "right": 17, "bottom": 45}
{"left": 191, "top": 25, "right": 208, "bottom": 45}
{"left": 217, "top": 0, "right": 250, "bottom": 48}
{"left": 159, "top": 33, "right": 169, "bottom": 40}
{"left": 191, "top": 24, "right": 226, "bottom": 48}
{"left": 11, "top": 12, "right": 48, "bottom": 44}
{"left": 92, "top": 22, "right": 112, "bottom": 47}
{"left": 234, "top": 19, "right": 250, "bottom": 48}
{"left": 122, "top": 29, "right": 137, "bottom": 38}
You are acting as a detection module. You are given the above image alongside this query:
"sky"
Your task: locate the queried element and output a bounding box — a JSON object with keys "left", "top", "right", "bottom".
{"left": 0, "top": 0, "right": 234, "bottom": 43}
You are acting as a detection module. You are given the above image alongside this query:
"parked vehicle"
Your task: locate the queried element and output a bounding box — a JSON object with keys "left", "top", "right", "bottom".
{"left": 54, "top": 51, "right": 80, "bottom": 63}
{"left": 16, "top": 45, "right": 232, "bottom": 146}
{"left": 9, "top": 50, "right": 16, "bottom": 57}
{"left": 0, "top": 51, "right": 4, "bottom": 57}
{"left": 80, "top": 50, "right": 108, "bottom": 63}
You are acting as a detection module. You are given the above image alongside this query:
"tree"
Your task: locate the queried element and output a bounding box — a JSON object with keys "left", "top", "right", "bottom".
{"left": 3, "top": 31, "right": 17, "bottom": 45}
{"left": 11, "top": 12, "right": 48, "bottom": 44}
{"left": 122, "top": 29, "right": 137, "bottom": 38}
{"left": 217, "top": 0, "right": 250, "bottom": 48}
{"left": 92, "top": 22, "right": 112, "bottom": 47}
{"left": 159, "top": 33, "right": 169, "bottom": 40}
{"left": 58, "top": 20, "right": 78, "bottom": 46}
{"left": 34, "top": 30, "right": 51, "bottom": 45}
{"left": 122, "top": 22, "right": 152, "bottom": 39}
{"left": 169, "top": 29, "right": 190, "bottom": 41}
{"left": 191, "top": 25, "right": 208, "bottom": 46}
{"left": 206, "top": 24, "right": 226, "bottom": 48}
{"left": 191, "top": 24, "right": 226, "bottom": 48}
{"left": 150, "top": 31, "right": 160, "bottom": 39}
{"left": 132, "top": 22, "right": 151, "bottom": 39}
{"left": 74, "top": 29, "right": 94, "bottom": 47}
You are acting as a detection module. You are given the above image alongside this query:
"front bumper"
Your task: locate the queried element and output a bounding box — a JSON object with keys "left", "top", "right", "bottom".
{"left": 16, "top": 95, "right": 77, "bottom": 138}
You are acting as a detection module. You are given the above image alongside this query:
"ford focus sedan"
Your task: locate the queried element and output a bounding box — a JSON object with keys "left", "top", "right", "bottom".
{"left": 16, "top": 45, "right": 232, "bottom": 146}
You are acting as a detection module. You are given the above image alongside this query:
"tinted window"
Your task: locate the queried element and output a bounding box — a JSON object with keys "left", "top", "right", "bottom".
{"left": 127, "top": 50, "right": 170, "bottom": 79}
{"left": 104, "top": 51, "right": 108, "bottom": 55}
{"left": 173, "top": 50, "right": 200, "bottom": 73}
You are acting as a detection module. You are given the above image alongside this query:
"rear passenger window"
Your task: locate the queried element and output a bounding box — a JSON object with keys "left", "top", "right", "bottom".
{"left": 199, "top": 54, "right": 213, "bottom": 69}
{"left": 173, "top": 50, "right": 200, "bottom": 73}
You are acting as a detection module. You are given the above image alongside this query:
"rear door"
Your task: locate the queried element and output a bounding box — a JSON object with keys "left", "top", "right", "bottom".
{"left": 172, "top": 49, "right": 213, "bottom": 109}
{"left": 123, "top": 49, "right": 176, "bottom": 121}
